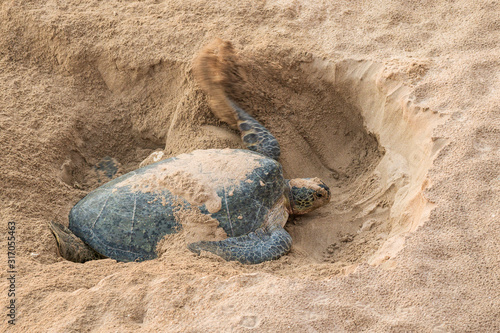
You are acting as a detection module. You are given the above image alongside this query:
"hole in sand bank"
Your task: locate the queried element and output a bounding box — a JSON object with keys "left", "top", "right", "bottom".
{"left": 237, "top": 58, "right": 447, "bottom": 268}
{"left": 53, "top": 47, "right": 446, "bottom": 271}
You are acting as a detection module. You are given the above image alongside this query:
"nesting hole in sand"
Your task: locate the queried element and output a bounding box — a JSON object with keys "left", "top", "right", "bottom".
{"left": 248, "top": 58, "right": 447, "bottom": 268}
{"left": 224, "top": 54, "right": 446, "bottom": 268}
{"left": 55, "top": 50, "right": 446, "bottom": 270}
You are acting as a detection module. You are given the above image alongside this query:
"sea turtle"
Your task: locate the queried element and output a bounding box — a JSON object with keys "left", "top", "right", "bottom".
{"left": 49, "top": 100, "right": 331, "bottom": 264}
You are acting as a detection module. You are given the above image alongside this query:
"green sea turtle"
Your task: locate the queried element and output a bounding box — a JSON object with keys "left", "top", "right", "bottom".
{"left": 49, "top": 100, "right": 331, "bottom": 264}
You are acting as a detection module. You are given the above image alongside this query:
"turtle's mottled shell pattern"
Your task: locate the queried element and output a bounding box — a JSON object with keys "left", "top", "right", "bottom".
{"left": 69, "top": 149, "right": 285, "bottom": 262}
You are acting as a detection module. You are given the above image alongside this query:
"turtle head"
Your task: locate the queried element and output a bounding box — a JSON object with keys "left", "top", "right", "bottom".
{"left": 286, "top": 178, "right": 331, "bottom": 215}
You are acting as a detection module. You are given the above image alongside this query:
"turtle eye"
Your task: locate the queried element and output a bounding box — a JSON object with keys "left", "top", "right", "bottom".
{"left": 317, "top": 193, "right": 323, "bottom": 198}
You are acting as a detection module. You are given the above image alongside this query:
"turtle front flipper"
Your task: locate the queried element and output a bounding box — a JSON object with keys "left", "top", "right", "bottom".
{"left": 187, "top": 224, "right": 292, "bottom": 264}
{"left": 228, "top": 99, "right": 281, "bottom": 160}
{"left": 48, "top": 221, "right": 104, "bottom": 263}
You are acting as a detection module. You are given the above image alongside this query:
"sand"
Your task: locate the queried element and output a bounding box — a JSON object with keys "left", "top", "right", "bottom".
{"left": 1, "top": 0, "right": 499, "bottom": 331}
{"left": 120, "top": 149, "right": 264, "bottom": 213}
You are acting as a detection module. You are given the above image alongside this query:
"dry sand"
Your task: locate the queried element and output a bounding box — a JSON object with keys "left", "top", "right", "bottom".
{"left": 1, "top": 0, "right": 499, "bottom": 332}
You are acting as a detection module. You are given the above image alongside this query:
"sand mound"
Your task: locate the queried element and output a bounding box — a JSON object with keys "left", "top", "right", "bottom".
{"left": 1, "top": 1, "right": 498, "bottom": 332}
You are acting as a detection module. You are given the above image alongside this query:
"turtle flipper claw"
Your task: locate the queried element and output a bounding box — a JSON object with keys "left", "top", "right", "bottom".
{"left": 188, "top": 224, "right": 291, "bottom": 264}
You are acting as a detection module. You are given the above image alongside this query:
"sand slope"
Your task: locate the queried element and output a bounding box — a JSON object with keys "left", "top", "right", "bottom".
{"left": 1, "top": 0, "right": 499, "bottom": 332}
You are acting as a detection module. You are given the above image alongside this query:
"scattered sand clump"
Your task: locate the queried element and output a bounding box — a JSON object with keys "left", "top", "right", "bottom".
{"left": 118, "top": 149, "right": 262, "bottom": 213}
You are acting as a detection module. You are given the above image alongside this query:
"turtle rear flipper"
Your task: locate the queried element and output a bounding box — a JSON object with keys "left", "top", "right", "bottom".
{"left": 228, "top": 99, "right": 281, "bottom": 160}
{"left": 187, "top": 224, "right": 292, "bottom": 264}
{"left": 48, "top": 221, "right": 104, "bottom": 263}
{"left": 94, "top": 156, "right": 120, "bottom": 183}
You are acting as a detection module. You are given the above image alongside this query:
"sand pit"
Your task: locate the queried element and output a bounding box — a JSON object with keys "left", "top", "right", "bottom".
{"left": 1, "top": 1, "right": 499, "bottom": 332}
{"left": 191, "top": 41, "right": 447, "bottom": 269}
{"left": 286, "top": 59, "right": 448, "bottom": 267}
